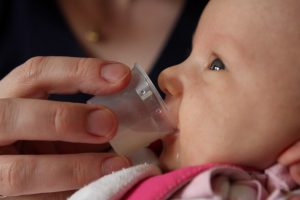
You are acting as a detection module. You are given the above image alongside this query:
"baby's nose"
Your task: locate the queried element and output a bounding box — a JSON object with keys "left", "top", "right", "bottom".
{"left": 158, "top": 66, "right": 183, "bottom": 97}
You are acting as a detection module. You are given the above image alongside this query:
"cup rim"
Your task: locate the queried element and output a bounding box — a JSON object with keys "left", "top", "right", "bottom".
{"left": 133, "top": 63, "right": 169, "bottom": 113}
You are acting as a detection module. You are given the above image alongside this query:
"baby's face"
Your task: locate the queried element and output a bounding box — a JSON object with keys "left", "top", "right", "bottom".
{"left": 158, "top": 0, "right": 300, "bottom": 170}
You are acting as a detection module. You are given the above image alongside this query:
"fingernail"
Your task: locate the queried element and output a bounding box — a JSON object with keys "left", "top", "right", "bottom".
{"left": 101, "top": 63, "right": 130, "bottom": 83}
{"left": 87, "top": 109, "right": 117, "bottom": 137}
{"left": 102, "top": 156, "right": 131, "bottom": 175}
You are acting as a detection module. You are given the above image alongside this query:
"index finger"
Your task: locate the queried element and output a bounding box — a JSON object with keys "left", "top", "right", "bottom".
{"left": 0, "top": 56, "right": 131, "bottom": 98}
{"left": 0, "top": 98, "right": 117, "bottom": 145}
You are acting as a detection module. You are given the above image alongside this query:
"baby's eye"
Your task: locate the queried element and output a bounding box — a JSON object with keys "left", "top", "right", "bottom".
{"left": 209, "top": 58, "right": 225, "bottom": 71}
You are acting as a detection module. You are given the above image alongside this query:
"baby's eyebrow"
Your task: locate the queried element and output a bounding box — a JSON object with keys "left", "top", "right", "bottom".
{"left": 211, "top": 33, "right": 248, "bottom": 62}
{"left": 223, "top": 34, "right": 246, "bottom": 54}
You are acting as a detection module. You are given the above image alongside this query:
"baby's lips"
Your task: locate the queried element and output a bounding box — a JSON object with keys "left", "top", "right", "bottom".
{"left": 162, "top": 122, "right": 179, "bottom": 141}
{"left": 162, "top": 129, "right": 179, "bottom": 146}
{"left": 148, "top": 128, "right": 178, "bottom": 157}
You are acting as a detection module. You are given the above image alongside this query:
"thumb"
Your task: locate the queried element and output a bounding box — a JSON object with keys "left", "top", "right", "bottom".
{"left": 278, "top": 141, "right": 300, "bottom": 165}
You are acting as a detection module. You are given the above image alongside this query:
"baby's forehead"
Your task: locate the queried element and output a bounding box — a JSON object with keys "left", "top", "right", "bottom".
{"left": 195, "top": 0, "right": 300, "bottom": 66}
{"left": 205, "top": 0, "right": 300, "bottom": 33}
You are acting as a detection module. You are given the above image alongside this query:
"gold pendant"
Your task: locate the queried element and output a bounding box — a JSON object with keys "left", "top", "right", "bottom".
{"left": 85, "top": 30, "right": 100, "bottom": 43}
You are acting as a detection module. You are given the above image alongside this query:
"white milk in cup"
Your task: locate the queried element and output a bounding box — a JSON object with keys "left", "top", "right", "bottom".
{"left": 87, "top": 64, "right": 176, "bottom": 156}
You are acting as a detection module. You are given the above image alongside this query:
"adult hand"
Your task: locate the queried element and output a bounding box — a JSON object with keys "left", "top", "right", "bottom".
{"left": 278, "top": 141, "right": 300, "bottom": 184}
{"left": 0, "top": 56, "right": 131, "bottom": 198}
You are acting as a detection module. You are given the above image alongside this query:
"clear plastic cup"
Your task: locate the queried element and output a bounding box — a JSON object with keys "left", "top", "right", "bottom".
{"left": 87, "top": 64, "right": 175, "bottom": 156}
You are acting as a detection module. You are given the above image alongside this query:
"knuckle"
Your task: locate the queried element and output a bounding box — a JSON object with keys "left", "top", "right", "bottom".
{"left": 51, "top": 104, "right": 71, "bottom": 136}
{"left": 71, "top": 159, "right": 91, "bottom": 187}
{"left": 71, "top": 58, "right": 93, "bottom": 80}
{"left": 20, "top": 56, "right": 47, "bottom": 84}
{"left": 0, "top": 158, "right": 35, "bottom": 195}
{"left": 0, "top": 99, "right": 17, "bottom": 137}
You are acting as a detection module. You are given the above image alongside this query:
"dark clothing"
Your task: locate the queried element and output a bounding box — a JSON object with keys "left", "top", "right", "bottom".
{"left": 0, "top": 0, "right": 207, "bottom": 102}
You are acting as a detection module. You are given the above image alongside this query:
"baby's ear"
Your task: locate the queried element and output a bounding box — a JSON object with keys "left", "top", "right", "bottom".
{"left": 278, "top": 141, "right": 300, "bottom": 165}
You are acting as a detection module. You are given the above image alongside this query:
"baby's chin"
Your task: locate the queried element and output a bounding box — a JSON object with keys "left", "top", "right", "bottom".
{"left": 159, "top": 136, "right": 278, "bottom": 172}
{"left": 159, "top": 133, "right": 181, "bottom": 171}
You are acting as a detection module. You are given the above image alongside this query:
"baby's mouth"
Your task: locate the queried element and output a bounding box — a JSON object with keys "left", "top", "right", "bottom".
{"left": 148, "top": 139, "right": 163, "bottom": 157}
{"left": 164, "top": 128, "right": 179, "bottom": 141}
{"left": 148, "top": 129, "right": 179, "bottom": 157}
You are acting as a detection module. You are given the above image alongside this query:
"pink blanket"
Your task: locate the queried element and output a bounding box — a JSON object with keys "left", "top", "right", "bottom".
{"left": 69, "top": 163, "right": 300, "bottom": 200}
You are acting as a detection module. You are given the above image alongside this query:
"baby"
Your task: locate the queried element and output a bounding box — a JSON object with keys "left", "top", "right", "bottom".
{"left": 159, "top": 0, "right": 300, "bottom": 171}
{"left": 70, "top": 0, "right": 300, "bottom": 199}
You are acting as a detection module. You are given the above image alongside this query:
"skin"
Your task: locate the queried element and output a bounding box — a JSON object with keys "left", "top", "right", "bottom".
{"left": 2, "top": 0, "right": 300, "bottom": 198}
{"left": 0, "top": 0, "right": 184, "bottom": 198}
{"left": 0, "top": 57, "right": 132, "bottom": 197}
{"left": 279, "top": 141, "right": 300, "bottom": 184}
{"left": 158, "top": 0, "right": 300, "bottom": 171}
{"left": 58, "top": 0, "right": 184, "bottom": 72}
